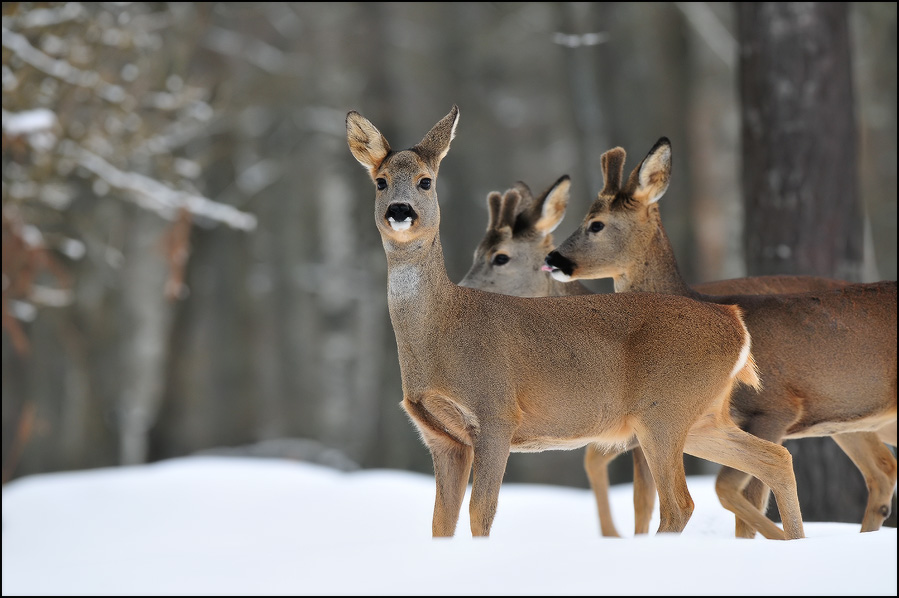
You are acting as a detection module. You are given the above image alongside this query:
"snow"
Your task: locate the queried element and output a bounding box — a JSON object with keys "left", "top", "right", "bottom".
{"left": 2, "top": 455, "right": 896, "bottom": 596}
{"left": 1, "top": 108, "right": 57, "bottom": 135}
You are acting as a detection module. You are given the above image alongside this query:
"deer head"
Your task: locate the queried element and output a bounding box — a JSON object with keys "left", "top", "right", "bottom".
{"left": 544, "top": 138, "right": 680, "bottom": 292}
{"left": 459, "top": 176, "right": 577, "bottom": 297}
{"left": 347, "top": 105, "right": 458, "bottom": 249}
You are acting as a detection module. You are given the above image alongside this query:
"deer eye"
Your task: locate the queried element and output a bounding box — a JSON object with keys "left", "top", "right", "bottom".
{"left": 492, "top": 254, "right": 510, "bottom": 266}
{"left": 419, "top": 178, "right": 432, "bottom": 190}
{"left": 589, "top": 221, "right": 605, "bottom": 233}
{"left": 376, "top": 178, "right": 387, "bottom": 191}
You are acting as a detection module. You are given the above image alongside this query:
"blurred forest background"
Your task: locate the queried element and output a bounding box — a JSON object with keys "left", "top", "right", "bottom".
{"left": 2, "top": 3, "right": 896, "bottom": 526}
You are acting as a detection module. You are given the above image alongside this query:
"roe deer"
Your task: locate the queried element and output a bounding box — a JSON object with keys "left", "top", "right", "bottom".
{"left": 459, "top": 177, "right": 847, "bottom": 537}
{"left": 347, "top": 105, "right": 805, "bottom": 539}
{"left": 545, "top": 137, "right": 898, "bottom": 537}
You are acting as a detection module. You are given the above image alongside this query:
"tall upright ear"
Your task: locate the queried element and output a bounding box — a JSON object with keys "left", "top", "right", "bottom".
{"left": 532, "top": 175, "right": 570, "bottom": 235}
{"left": 600, "top": 148, "right": 627, "bottom": 196}
{"left": 414, "top": 105, "right": 459, "bottom": 170}
{"left": 625, "top": 137, "right": 671, "bottom": 205}
{"left": 486, "top": 191, "right": 504, "bottom": 231}
{"left": 346, "top": 111, "right": 391, "bottom": 179}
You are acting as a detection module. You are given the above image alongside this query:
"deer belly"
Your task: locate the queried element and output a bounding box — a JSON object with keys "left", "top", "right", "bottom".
{"left": 785, "top": 408, "right": 897, "bottom": 439}
{"left": 510, "top": 421, "right": 635, "bottom": 453}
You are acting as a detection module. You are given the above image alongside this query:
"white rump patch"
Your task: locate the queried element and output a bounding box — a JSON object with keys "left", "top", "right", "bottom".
{"left": 730, "top": 332, "right": 752, "bottom": 380}
{"left": 389, "top": 264, "right": 421, "bottom": 298}
{"left": 388, "top": 217, "right": 412, "bottom": 231}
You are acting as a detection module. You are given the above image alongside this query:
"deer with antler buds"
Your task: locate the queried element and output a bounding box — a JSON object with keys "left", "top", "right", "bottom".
{"left": 347, "top": 105, "right": 806, "bottom": 539}
{"left": 459, "top": 176, "right": 849, "bottom": 538}
{"left": 545, "top": 138, "right": 897, "bottom": 538}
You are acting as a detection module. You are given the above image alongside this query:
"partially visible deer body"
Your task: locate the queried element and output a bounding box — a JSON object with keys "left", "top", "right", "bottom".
{"left": 545, "top": 138, "right": 898, "bottom": 537}
{"left": 459, "top": 177, "right": 847, "bottom": 538}
{"left": 347, "top": 105, "right": 805, "bottom": 539}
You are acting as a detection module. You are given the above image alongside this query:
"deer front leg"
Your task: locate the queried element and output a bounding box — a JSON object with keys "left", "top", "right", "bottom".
{"left": 584, "top": 442, "right": 656, "bottom": 537}
{"left": 469, "top": 431, "right": 512, "bottom": 537}
{"left": 833, "top": 431, "right": 898, "bottom": 533}
{"left": 631, "top": 446, "right": 657, "bottom": 535}
{"left": 584, "top": 444, "right": 623, "bottom": 537}
{"left": 429, "top": 437, "right": 474, "bottom": 538}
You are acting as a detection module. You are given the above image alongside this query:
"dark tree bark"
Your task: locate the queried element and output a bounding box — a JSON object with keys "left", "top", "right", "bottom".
{"left": 737, "top": 2, "right": 877, "bottom": 525}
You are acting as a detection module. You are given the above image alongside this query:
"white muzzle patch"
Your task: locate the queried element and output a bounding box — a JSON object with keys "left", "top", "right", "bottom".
{"left": 543, "top": 266, "right": 572, "bottom": 283}
{"left": 388, "top": 217, "right": 413, "bottom": 231}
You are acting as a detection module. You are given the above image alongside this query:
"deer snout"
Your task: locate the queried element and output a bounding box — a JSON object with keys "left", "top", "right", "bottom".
{"left": 543, "top": 251, "right": 576, "bottom": 282}
{"left": 385, "top": 203, "right": 418, "bottom": 231}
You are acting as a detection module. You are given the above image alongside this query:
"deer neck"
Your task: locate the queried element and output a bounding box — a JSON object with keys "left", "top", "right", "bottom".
{"left": 614, "top": 216, "right": 699, "bottom": 299}
{"left": 383, "top": 234, "right": 454, "bottom": 340}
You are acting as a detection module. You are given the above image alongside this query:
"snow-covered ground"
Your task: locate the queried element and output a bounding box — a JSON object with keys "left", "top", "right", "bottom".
{"left": 2, "top": 455, "right": 896, "bottom": 596}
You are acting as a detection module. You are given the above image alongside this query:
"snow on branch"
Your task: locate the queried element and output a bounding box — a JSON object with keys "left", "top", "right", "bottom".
{"left": 1, "top": 109, "right": 58, "bottom": 135}
{"left": 66, "top": 144, "right": 257, "bottom": 231}
{"left": 552, "top": 32, "right": 609, "bottom": 48}
{"left": 11, "top": 2, "right": 86, "bottom": 29}
{"left": 1, "top": 26, "right": 128, "bottom": 104}
{"left": 202, "top": 25, "right": 304, "bottom": 76}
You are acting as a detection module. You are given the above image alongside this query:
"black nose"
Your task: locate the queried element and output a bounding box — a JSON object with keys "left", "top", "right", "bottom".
{"left": 386, "top": 203, "right": 417, "bottom": 222}
{"left": 545, "top": 250, "right": 575, "bottom": 276}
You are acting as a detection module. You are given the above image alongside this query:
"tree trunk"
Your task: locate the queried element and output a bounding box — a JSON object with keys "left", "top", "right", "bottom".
{"left": 737, "top": 2, "right": 875, "bottom": 525}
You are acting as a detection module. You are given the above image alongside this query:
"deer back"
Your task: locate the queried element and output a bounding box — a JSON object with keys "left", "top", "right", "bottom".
{"left": 547, "top": 137, "right": 897, "bottom": 438}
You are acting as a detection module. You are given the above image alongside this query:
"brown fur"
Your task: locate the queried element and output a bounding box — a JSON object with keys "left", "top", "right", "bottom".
{"left": 347, "top": 107, "right": 805, "bottom": 539}
{"left": 460, "top": 175, "right": 842, "bottom": 537}
{"left": 550, "top": 137, "right": 898, "bottom": 538}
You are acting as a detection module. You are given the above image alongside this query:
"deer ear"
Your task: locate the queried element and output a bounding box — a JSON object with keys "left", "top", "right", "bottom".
{"left": 486, "top": 191, "right": 504, "bottom": 231}
{"left": 627, "top": 137, "right": 671, "bottom": 205}
{"left": 600, "top": 148, "right": 627, "bottom": 196}
{"left": 532, "top": 175, "right": 570, "bottom": 235}
{"left": 346, "top": 111, "right": 391, "bottom": 179}
{"left": 414, "top": 105, "right": 459, "bottom": 168}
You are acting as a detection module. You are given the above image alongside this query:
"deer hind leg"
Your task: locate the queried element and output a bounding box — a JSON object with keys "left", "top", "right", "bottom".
{"left": 686, "top": 423, "right": 804, "bottom": 540}
{"left": 876, "top": 420, "right": 897, "bottom": 447}
{"left": 832, "top": 431, "right": 898, "bottom": 533}
{"left": 631, "top": 446, "right": 657, "bottom": 535}
{"left": 732, "top": 414, "right": 794, "bottom": 539}
{"left": 633, "top": 425, "right": 694, "bottom": 534}
{"left": 428, "top": 436, "right": 474, "bottom": 538}
{"left": 584, "top": 444, "right": 623, "bottom": 537}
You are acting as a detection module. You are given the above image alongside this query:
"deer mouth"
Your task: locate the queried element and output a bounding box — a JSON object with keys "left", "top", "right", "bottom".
{"left": 542, "top": 250, "right": 575, "bottom": 282}
{"left": 385, "top": 203, "right": 418, "bottom": 232}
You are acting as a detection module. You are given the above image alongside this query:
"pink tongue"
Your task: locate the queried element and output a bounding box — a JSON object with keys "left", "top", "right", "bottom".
{"left": 540, "top": 265, "right": 554, "bottom": 272}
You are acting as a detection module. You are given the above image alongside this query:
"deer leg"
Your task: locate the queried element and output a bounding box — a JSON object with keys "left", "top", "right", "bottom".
{"left": 428, "top": 437, "right": 474, "bottom": 538}
{"left": 832, "top": 431, "right": 898, "bottom": 533}
{"left": 686, "top": 422, "right": 804, "bottom": 540}
{"left": 633, "top": 425, "right": 694, "bottom": 534}
{"left": 732, "top": 415, "right": 792, "bottom": 539}
{"left": 631, "top": 446, "right": 657, "bottom": 535}
{"left": 584, "top": 444, "right": 623, "bottom": 537}
{"left": 469, "top": 432, "right": 512, "bottom": 537}
{"left": 876, "top": 420, "right": 897, "bottom": 447}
